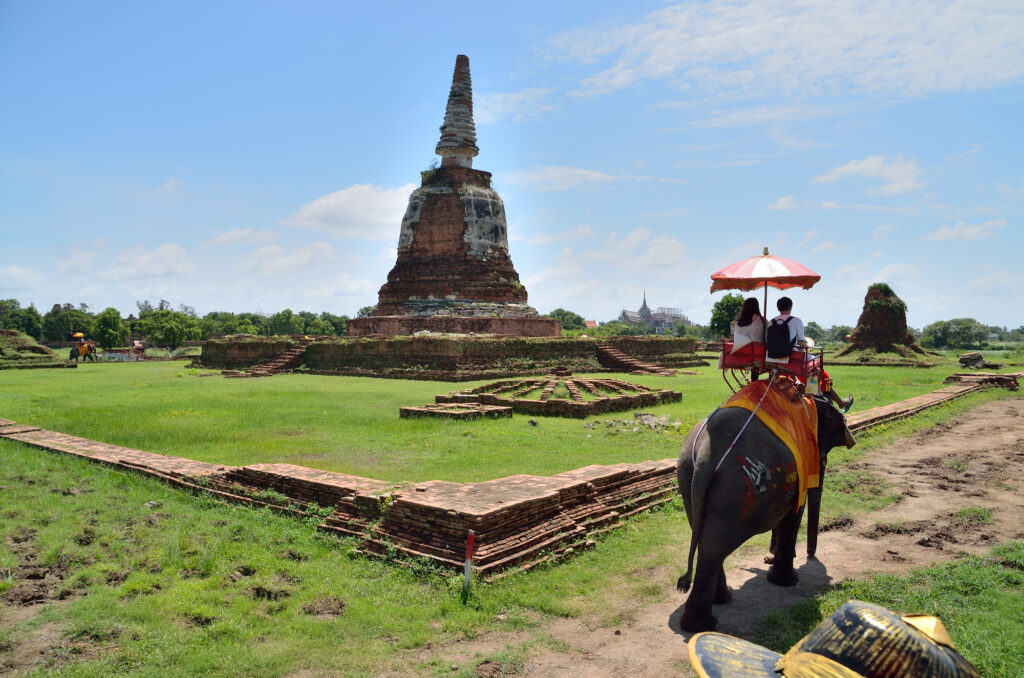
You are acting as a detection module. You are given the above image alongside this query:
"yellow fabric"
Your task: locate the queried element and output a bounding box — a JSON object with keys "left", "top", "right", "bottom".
{"left": 720, "top": 378, "right": 819, "bottom": 510}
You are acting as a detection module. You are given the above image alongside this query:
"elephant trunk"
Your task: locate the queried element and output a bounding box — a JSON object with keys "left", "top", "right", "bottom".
{"left": 806, "top": 486, "right": 822, "bottom": 557}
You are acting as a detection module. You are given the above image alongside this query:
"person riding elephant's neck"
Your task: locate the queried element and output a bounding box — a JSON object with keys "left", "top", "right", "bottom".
{"left": 773, "top": 297, "right": 853, "bottom": 412}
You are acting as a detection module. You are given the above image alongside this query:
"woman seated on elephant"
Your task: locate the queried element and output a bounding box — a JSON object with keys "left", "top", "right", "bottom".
{"left": 730, "top": 297, "right": 765, "bottom": 353}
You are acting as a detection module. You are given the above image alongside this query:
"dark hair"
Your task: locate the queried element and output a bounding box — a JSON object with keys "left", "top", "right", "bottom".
{"left": 736, "top": 297, "right": 761, "bottom": 327}
{"left": 777, "top": 296, "right": 793, "bottom": 312}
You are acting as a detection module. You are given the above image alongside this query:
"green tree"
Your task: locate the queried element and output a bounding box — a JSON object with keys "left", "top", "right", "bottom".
{"left": 305, "top": 317, "right": 335, "bottom": 335}
{"left": 593, "top": 321, "right": 644, "bottom": 337}
{"left": 137, "top": 309, "right": 200, "bottom": 350}
{"left": 828, "top": 325, "right": 854, "bottom": 343}
{"left": 91, "top": 307, "right": 128, "bottom": 349}
{"left": 319, "top": 312, "right": 348, "bottom": 336}
{"left": 356, "top": 306, "right": 376, "bottom": 318}
{"left": 42, "top": 304, "right": 94, "bottom": 343}
{"left": 0, "top": 300, "right": 43, "bottom": 339}
{"left": 921, "top": 318, "right": 987, "bottom": 349}
{"left": 268, "top": 309, "right": 304, "bottom": 335}
{"left": 805, "top": 321, "right": 825, "bottom": 343}
{"left": 545, "top": 308, "right": 585, "bottom": 331}
{"left": 708, "top": 293, "right": 744, "bottom": 339}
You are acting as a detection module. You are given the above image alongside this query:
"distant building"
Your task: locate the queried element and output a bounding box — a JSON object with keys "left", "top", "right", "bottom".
{"left": 619, "top": 293, "right": 689, "bottom": 334}
{"left": 584, "top": 320, "right": 597, "bottom": 329}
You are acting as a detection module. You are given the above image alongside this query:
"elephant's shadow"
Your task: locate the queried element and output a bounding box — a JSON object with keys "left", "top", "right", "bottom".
{"left": 668, "top": 555, "right": 832, "bottom": 638}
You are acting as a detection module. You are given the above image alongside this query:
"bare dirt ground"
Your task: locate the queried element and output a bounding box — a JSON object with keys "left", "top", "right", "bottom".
{"left": 419, "top": 397, "right": 1024, "bottom": 677}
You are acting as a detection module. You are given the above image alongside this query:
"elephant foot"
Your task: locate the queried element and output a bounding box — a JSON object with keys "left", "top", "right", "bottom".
{"left": 680, "top": 608, "right": 718, "bottom": 633}
{"left": 766, "top": 565, "right": 799, "bottom": 587}
{"left": 713, "top": 584, "right": 733, "bottom": 605}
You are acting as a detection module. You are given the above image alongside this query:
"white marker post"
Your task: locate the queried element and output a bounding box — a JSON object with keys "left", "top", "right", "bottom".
{"left": 462, "top": 529, "right": 475, "bottom": 603}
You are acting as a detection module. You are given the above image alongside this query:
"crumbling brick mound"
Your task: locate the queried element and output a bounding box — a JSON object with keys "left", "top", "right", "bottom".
{"left": 0, "top": 330, "right": 74, "bottom": 370}
{"left": 839, "top": 283, "right": 924, "bottom": 356}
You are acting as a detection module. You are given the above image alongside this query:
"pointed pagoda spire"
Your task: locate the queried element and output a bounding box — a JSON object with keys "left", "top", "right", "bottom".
{"left": 639, "top": 290, "right": 652, "bottom": 323}
{"left": 435, "top": 54, "right": 479, "bottom": 168}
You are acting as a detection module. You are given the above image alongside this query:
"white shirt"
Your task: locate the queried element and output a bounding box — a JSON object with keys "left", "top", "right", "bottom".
{"left": 731, "top": 315, "right": 765, "bottom": 352}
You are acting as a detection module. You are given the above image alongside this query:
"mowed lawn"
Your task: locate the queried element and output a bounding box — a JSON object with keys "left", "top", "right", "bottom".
{"left": 0, "top": 359, "right": 962, "bottom": 483}
{"left": 1, "top": 360, "right": 1022, "bottom": 676}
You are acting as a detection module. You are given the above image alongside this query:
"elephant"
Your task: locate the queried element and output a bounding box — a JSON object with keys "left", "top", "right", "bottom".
{"left": 675, "top": 393, "right": 855, "bottom": 633}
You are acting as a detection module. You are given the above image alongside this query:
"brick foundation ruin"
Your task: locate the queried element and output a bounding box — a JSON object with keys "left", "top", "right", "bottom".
{"left": 435, "top": 376, "right": 682, "bottom": 418}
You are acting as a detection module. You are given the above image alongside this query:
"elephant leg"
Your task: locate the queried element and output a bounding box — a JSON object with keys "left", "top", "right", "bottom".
{"left": 680, "top": 548, "right": 724, "bottom": 632}
{"left": 713, "top": 565, "right": 732, "bottom": 604}
{"left": 767, "top": 509, "right": 803, "bottom": 587}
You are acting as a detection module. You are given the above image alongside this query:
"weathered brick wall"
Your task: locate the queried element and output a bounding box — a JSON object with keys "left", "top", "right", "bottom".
{"left": 304, "top": 336, "right": 600, "bottom": 373}
{"left": 346, "top": 315, "right": 560, "bottom": 337}
{"left": 200, "top": 337, "right": 296, "bottom": 369}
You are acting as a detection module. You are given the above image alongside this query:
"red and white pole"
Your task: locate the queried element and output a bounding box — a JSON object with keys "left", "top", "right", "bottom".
{"left": 462, "top": 529, "right": 475, "bottom": 603}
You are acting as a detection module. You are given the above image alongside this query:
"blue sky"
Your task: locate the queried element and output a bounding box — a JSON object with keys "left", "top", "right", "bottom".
{"left": 2, "top": 1, "right": 1022, "bottom": 329}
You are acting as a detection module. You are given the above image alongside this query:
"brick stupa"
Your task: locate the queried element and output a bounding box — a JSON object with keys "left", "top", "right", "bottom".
{"left": 347, "top": 56, "right": 559, "bottom": 337}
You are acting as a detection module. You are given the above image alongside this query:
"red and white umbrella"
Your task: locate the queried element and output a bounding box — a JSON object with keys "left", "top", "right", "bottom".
{"left": 710, "top": 247, "right": 820, "bottom": 293}
{"left": 710, "top": 247, "right": 821, "bottom": 322}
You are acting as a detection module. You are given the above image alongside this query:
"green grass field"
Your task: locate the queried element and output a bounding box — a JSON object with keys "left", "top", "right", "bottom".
{"left": 1, "top": 360, "right": 1022, "bottom": 676}
{"left": 0, "top": 357, "right": 974, "bottom": 483}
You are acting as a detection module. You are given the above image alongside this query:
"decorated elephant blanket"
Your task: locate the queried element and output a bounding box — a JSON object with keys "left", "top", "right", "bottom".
{"left": 721, "top": 378, "right": 819, "bottom": 511}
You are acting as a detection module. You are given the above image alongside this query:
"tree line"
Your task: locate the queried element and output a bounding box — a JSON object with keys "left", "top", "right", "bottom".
{"left": 545, "top": 293, "right": 1022, "bottom": 348}
{"left": 0, "top": 299, "right": 349, "bottom": 351}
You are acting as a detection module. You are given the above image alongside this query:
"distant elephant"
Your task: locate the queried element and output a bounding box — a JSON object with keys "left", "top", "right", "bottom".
{"left": 675, "top": 393, "right": 855, "bottom": 633}
{"left": 69, "top": 346, "right": 80, "bottom": 362}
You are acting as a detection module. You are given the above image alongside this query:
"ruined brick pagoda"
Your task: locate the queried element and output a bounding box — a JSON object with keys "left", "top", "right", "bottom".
{"left": 347, "top": 55, "right": 559, "bottom": 337}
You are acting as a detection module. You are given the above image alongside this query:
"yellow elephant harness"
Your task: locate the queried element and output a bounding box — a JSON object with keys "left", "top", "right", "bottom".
{"left": 720, "top": 378, "right": 819, "bottom": 511}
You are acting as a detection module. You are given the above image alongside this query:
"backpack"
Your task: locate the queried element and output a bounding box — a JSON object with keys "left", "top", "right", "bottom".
{"left": 766, "top": 316, "right": 795, "bottom": 359}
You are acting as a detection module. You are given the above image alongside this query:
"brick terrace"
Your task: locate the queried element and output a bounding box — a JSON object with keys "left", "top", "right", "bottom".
{"left": 1, "top": 372, "right": 1017, "bottom": 575}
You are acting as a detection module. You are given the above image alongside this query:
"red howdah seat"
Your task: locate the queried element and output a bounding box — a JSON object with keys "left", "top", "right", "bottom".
{"left": 719, "top": 340, "right": 821, "bottom": 380}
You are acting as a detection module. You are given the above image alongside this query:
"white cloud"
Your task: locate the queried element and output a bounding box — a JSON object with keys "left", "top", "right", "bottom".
{"left": 873, "top": 224, "right": 898, "bottom": 239}
{"left": 98, "top": 244, "right": 194, "bottom": 280}
{"left": 810, "top": 241, "right": 837, "bottom": 254}
{"left": 155, "top": 177, "right": 184, "bottom": 194}
{"left": 500, "top": 166, "right": 615, "bottom": 192}
{"left": 967, "top": 269, "right": 1024, "bottom": 290}
{"left": 239, "top": 242, "right": 334, "bottom": 276}
{"left": 57, "top": 250, "right": 99, "bottom": 273}
{"left": 475, "top": 88, "right": 555, "bottom": 124}
{"left": 529, "top": 224, "right": 595, "bottom": 245}
{"left": 558, "top": 1, "right": 1024, "bottom": 99}
{"left": 814, "top": 156, "right": 923, "bottom": 195}
{"left": 996, "top": 181, "right": 1024, "bottom": 197}
{"left": 0, "top": 265, "right": 45, "bottom": 288}
{"left": 282, "top": 183, "right": 415, "bottom": 239}
{"left": 924, "top": 218, "right": 1006, "bottom": 241}
{"left": 767, "top": 126, "right": 817, "bottom": 149}
{"left": 201, "top": 228, "right": 276, "bottom": 250}
{"left": 768, "top": 195, "right": 798, "bottom": 211}
{"left": 835, "top": 252, "right": 883, "bottom": 279}
{"left": 798, "top": 229, "right": 820, "bottom": 248}
{"left": 640, "top": 207, "right": 690, "bottom": 217}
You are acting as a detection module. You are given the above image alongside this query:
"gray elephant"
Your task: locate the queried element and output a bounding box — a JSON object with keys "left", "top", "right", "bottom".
{"left": 675, "top": 394, "right": 855, "bottom": 633}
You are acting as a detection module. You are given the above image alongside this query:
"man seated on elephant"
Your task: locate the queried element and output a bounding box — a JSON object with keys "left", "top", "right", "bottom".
{"left": 771, "top": 297, "right": 854, "bottom": 413}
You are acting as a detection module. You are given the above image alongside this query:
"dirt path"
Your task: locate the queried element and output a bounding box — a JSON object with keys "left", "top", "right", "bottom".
{"left": 423, "top": 397, "right": 1024, "bottom": 677}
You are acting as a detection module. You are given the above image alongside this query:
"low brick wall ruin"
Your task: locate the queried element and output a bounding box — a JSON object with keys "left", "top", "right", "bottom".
{"left": 199, "top": 337, "right": 296, "bottom": 369}
{"left": 199, "top": 335, "right": 705, "bottom": 381}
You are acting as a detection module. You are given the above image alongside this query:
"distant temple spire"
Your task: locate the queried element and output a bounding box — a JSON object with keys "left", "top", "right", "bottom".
{"left": 639, "top": 290, "right": 652, "bottom": 323}
{"left": 435, "top": 54, "right": 479, "bottom": 168}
